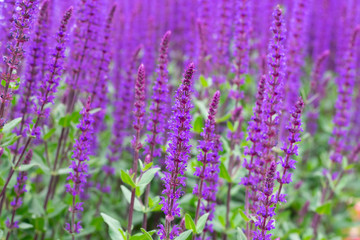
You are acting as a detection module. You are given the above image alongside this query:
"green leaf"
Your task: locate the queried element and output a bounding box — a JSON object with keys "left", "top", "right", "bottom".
{"left": 193, "top": 116, "right": 204, "bottom": 134}
{"left": 100, "top": 213, "right": 125, "bottom": 240}
{"left": 217, "top": 112, "right": 232, "bottom": 123}
{"left": 1, "top": 117, "right": 22, "bottom": 133}
{"left": 315, "top": 202, "right": 332, "bottom": 215}
{"left": 59, "top": 115, "right": 72, "bottom": 127}
{"left": 227, "top": 121, "right": 235, "bottom": 132}
{"left": 185, "top": 214, "right": 196, "bottom": 233}
{"left": 140, "top": 228, "right": 154, "bottom": 240}
{"left": 237, "top": 227, "right": 247, "bottom": 240}
{"left": 121, "top": 170, "right": 136, "bottom": 188}
{"left": 196, "top": 213, "right": 209, "bottom": 233}
{"left": 138, "top": 168, "right": 160, "bottom": 186}
{"left": 1, "top": 134, "right": 20, "bottom": 147}
{"left": 174, "top": 230, "right": 192, "bottom": 240}
{"left": 43, "top": 128, "right": 56, "bottom": 140}
{"left": 17, "top": 222, "right": 33, "bottom": 229}
{"left": 142, "top": 162, "right": 153, "bottom": 172}
{"left": 219, "top": 162, "right": 232, "bottom": 182}
{"left": 199, "top": 75, "right": 209, "bottom": 87}
{"left": 121, "top": 186, "right": 144, "bottom": 212}
{"left": 238, "top": 208, "right": 250, "bottom": 222}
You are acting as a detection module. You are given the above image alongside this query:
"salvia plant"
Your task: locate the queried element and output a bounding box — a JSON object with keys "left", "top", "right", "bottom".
{"left": 0, "top": 1, "right": 360, "bottom": 240}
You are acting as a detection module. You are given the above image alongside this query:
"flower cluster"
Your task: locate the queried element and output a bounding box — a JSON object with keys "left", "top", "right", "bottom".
{"left": 329, "top": 26, "right": 360, "bottom": 164}
{"left": 65, "top": 98, "right": 94, "bottom": 234}
{"left": 276, "top": 98, "right": 304, "bottom": 204}
{"left": 193, "top": 91, "right": 221, "bottom": 235}
{"left": 144, "top": 31, "right": 171, "bottom": 161}
{"left": 0, "top": 0, "right": 38, "bottom": 126}
{"left": 12, "top": 1, "right": 49, "bottom": 154}
{"left": 33, "top": 7, "right": 73, "bottom": 138}
{"left": 6, "top": 150, "right": 32, "bottom": 237}
{"left": 232, "top": 0, "right": 250, "bottom": 95}
{"left": 158, "top": 63, "right": 195, "bottom": 240}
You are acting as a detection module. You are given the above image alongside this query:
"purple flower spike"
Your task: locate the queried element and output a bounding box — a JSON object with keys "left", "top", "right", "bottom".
{"left": 329, "top": 26, "right": 360, "bottom": 164}
{"left": 158, "top": 63, "right": 195, "bottom": 240}
{"left": 276, "top": 98, "right": 304, "bottom": 204}
{"left": 0, "top": 0, "right": 39, "bottom": 125}
{"left": 242, "top": 75, "right": 266, "bottom": 222}
{"left": 254, "top": 6, "right": 287, "bottom": 240}
{"left": 193, "top": 91, "right": 221, "bottom": 235}
{"left": 254, "top": 162, "right": 277, "bottom": 240}
{"left": 6, "top": 150, "right": 32, "bottom": 237}
{"left": 213, "top": 0, "right": 231, "bottom": 85}
{"left": 307, "top": 50, "right": 330, "bottom": 135}
{"left": 12, "top": 1, "right": 49, "bottom": 154}
{"left": 262, "top": 5, "right": 286, "bottom": 166}
{"left": 33, "top": 7, "right": 73, "bottom": 138}
{"left": 65, "top": 98, "right": 94, "bottom": 235}
{"left": 145, "top": 31, "right": 171, "bottom": 162}
{"left": 127, "top": 64, "right": 147, "bottom": 235}
{"left": 233, "top": 0, "right": 250, "bottom": 93}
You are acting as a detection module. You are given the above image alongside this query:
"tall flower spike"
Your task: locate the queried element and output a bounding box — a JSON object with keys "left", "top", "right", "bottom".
{"left": 254, "top": 162, "right": 277, "bottom": 240}
{"left": 261, "top": 5, "right": 286, "bottom": 167}
{"left": 306, "top": 50, "right": 330, "bottom": 135}
{"left": 276, "top": 98, "right": 304, "bottom": 204}
{"left": 242, "top": 75, "right": 266, "bottom": 238}
{"left": 193, "top": 91, "right": 221, "bottom": 233}
{"left": 254, "top": 6, "right": 286, "bottom": 240}
{"left": 158, "top": 63, "right": 195, "bottom": 240}
{"left": 65, "top": 98, "right": 94, "bottom": 235}
{"left": 33, "top": 7, "right": 73, "bottom": 138}
{"left": 281, "top": 0, "right": 308, "bottom": 141}
{"left": 127, "top": 64, "right": 146, "bottom": 235}
{"left": 142, "top": 31, "right": 171, "bottom": 229}
{"left": 12, "top": 1, "right": 49, "bottom": 156}
{"left": 6, "top": 150, "right": 32, "bottom": 239}
{"left": 201, "top": 135, "right": 222, "bottom": 235}
{"left": 88, "top": 4, "right": 116, "bottom": 154}
{"left": 0, "top": 0, "right": 38, "bottom": 126}
{"left": 233, "top": 0, "right": 250, "bottom": 95}
{"left": 213, "top": 0, "right": 231, "bottom": 85}
{"left": 144, "top": 31, "right": 171, "bottom": 161}
{"left": 329, "top": 26, "right": 360, "bottom": 164}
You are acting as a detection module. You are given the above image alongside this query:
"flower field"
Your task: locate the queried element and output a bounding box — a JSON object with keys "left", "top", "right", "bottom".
{"left": 0, "top": 0, "right": 360, "bottom": 240}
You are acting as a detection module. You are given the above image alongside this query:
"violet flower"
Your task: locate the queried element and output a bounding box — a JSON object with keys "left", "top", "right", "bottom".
{"left": 306, "top": 50, "right": 330, "bottom": 135}
{"left": 254, "top": 161, "right": 276, "bottom": 240}
{"left": 201, "top": 135, "right": 222, "bottom": 235}
{"left": 232, "top": 0, "right": 250, "bottom": 96}
{"left": 144, "top": 31, "right": 171, "bottom": 162}
{"left": 242, "top": 75, "right": 266, "bottom": 236}
{"left": 276, "top": 98, "right": 304, "bottom": 204}
{"left": 261, "top": 5, "right": 286, "bottom": 166}
{"left": 281, "top": 0, "right": 308, "bottom": 141}
{"left": 65, "top": 98, "right": 94, "bottom": 235}
{"left": 193, "top": 91, "right": 221, "bottom": 233}
{"left": 33, "top": 7, "right": 73, "bottom": 138}
{"left": 213, "top": 0, "right": 231, "bottom": 85}
{"left": 158, "top": 63, "right": 195, "bottom": 240}
{"left": 12, "top": 1, "right": 49, "bottom": 155}
{"left": 329, "top": 26, "right": 360, "bottom": 164}
{"left": 253, "top": 6, "right": 286, "bottom": 239}
{"left": 89, "top": 5, "right": 116, "bottom": 153}
{"left": 66, "top": 0, "right": 98, "bottom": 91}
{"left": 127, "top": 64, "right": 146, "bottom": 235}
{"left": 6, "top": 150, "right": 32, "bottom": 238}
{"left": 0, "top": 0, "right": 38, "bottom": 126}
